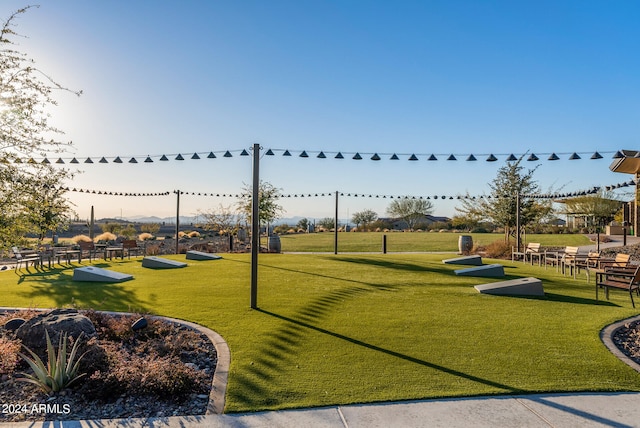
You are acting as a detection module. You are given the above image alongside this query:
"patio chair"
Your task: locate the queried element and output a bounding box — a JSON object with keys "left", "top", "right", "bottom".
{"left": 122, "top": 240, "right": 143, "bottom": 258}
{"left": 596, "top": 265, "right": 640, "bottom": 308}
{"left": 12, "top": 246, "right": 41, "bottom": 270}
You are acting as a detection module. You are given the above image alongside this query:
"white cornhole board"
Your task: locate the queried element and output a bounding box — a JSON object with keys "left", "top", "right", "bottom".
{"left": 443, "top": 255, "right": 483, "bottom": 266}
{"left": 186, "top": 251, "right": 222, "bottom": 261}
{"left": 142, "top": 256, "right": 187, "bottom": 269}
{"left": 73, "top": 266, "right": 133, "bottom": 283}
{"left": 454, "top": 264, "right": 505, "bottom": 277}
{"left": 475, "top": 277, "right": 544, "bottom": 297}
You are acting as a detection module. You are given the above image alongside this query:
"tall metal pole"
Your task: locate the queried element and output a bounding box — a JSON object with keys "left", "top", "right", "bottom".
{"left": 334, "top": 191, "right": 339, "bottom": 254}
{"left": 515, "top": 193, "right": 521, "bottom": 254}
{"left": 175, "top": 190, "right": 180, "bottom": 255}
{"left": 250, "top": 144, "right": 260, "bottom": 309}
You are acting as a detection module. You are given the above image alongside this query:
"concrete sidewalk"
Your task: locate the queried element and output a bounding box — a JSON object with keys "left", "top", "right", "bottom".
{"left": 3, "top": 392, "right": 640, "bottom": 427}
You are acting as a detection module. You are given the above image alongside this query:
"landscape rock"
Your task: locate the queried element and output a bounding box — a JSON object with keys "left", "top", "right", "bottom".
{"left": 15, "top": 308, "right": 96, "bottom": 350}
{"left": 131, "top": 317, "right": 148, "bottom": 331}
{"left": 3, "top": 317, "right": 26, "bottom": 331}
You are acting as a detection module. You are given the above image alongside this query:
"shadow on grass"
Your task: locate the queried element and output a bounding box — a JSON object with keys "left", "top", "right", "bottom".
{"left": 10, "top": 262, "right": 147, "bottom": 312}
{"left": 227, "top": 277, "right": 525, "bottom": 410}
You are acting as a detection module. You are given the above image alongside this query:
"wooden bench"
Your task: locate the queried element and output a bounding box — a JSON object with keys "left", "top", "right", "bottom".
{"left": 512, "top": 243, "right": 541, "bottom": 264}
{"left": 596, "top": 265, "right": 640, "bottom": 308}
{"left": 12, "top": 247, "right": 41, "bottom": 270}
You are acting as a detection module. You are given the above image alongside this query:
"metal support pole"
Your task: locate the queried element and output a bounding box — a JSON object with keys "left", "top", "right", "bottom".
{"left": 250, "top": 144, "right": 260, "bottom": 309}
{"left": 382, "top": 234, "right": 387, "bottom": 254}
{"left": 515, "top": 193, "right": 521, "bottom": 253}
{"left": 334, "top": 191, "right": 339, "bottom": 255}
{"left": 175, "top": 190, "right": 180, "bottom": 255}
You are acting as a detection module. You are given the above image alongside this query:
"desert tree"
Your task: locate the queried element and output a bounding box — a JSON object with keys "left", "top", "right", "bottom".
{"left": 0, "top": 6, "right": 81, "bottom": 250}
{"left": 236, "top": 180, "right": 284, "bottom": 230}
{"left": 386, "top": 199, "right": 434, "bottom": 231}
{"left": 456, "top": 157, "right": 552, "bottom": 242}
{"left": 352, "top": 209, "right": 377, "bottom": 230}
{"left": 199, "top": 204, "right": 237, "bottom": 235}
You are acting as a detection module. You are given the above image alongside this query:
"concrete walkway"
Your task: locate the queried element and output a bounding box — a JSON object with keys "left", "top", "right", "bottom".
{"left": 3, "top": 392, "right": 640, "bottom": 427}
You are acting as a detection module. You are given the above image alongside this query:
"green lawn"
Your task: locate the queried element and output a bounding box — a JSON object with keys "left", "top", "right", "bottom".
{"left": 2, "top": 253, "right": 639, "bottom": 413}
{"left": 277, "top": 232, "right": 592, "bottom": 252}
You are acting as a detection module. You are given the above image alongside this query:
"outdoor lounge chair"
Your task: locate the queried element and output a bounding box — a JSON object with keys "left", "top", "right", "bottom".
{"left": 511, "top": 243, "right": 542, "bottom": 265}
{"left": 11, "top": 246, "right": 41, "bottom": 270}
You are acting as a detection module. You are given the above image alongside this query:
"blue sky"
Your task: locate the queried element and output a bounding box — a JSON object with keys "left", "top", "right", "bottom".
{"left": 4, "top": 1, "right": 639, "bottom": 222}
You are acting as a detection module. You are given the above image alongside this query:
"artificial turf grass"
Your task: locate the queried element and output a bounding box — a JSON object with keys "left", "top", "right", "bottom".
{"left": 2, "top": 253, "right": 640, "bottom": 413}
{"left": 278, "top": 232, "right": 592, "bottom": 252}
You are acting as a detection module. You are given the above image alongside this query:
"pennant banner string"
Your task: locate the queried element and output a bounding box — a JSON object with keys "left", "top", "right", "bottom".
{"left": 57, "top": 178, "right": 635, "bottom": 200}
{"left": 7, "top": 148, "right": 628, "bottom": 165}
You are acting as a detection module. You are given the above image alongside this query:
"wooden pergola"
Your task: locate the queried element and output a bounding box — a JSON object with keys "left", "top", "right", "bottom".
{"left": 609, "top": 150, "right": 640, "bottom": 236}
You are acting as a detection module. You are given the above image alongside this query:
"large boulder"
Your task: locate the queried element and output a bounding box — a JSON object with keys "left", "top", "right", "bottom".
{"left": 15, "top": 309, "right": 96, "bottom": 350}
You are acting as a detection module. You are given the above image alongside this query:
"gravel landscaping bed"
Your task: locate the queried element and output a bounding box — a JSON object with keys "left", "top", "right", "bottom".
{"left": 0, "top": 309, "right": 217, "bottom": 422}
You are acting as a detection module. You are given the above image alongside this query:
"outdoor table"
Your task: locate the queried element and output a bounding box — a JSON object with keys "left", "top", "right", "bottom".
{"left": 105, "top": 245, "right": 124, "bottom": 260}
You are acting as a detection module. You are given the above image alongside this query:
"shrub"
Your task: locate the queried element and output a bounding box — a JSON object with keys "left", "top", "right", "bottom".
{"left": 0, "top": 337, "right": 21, "bottom": 375}
{"left": 188, "top": 231, "right": 201, "bottom": 238}
{"left": 71, "top": 234, "right": 92, "bottom": 243}
{"left": 94, "top": 232, "right": 117, "bottom": 242}
{"left": 89, "top": 347, "right": 205, "bottom": 399}
{"left": 138, "top": 232, "right": 154, "bottom": 241}
{"left": 478, "top": 240, "right": 512, "bottom": 259}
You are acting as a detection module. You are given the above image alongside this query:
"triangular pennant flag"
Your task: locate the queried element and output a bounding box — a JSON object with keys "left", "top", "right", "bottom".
{"left": 207, "top": 152, "right": 216, "bottom": 158}
{"left": 527, "top": 154, "right": 539, "bottom": 161}
{"left": 99, "top": 157, "right": 108, "bottom": 163}
{"left": 265, "top": 149, "right": 274, "bottom": 156}
{"left": 408, "top": 154, "right": 418, "bottom": 161}
{"left": 159, "top": 155, "right": 169, "bottom": 161}
{"left": 335, "top": 152, "right": 344, "bottom": 159}
{"left": 300, "top": 150, "right": 309, "bottom": 158}
{"left": 428, "top": 154, "right": 437, "bottom": 161}
{"left": 569, "top": 152, "right": 581, "bottom": 160}
{"left": 466, "top": 154, "right": 477, "bottom": 161}
{"left": 353, "top": 153, "right": 362, "bottom": 160}
{"left": 506, "top": 154, "right": 517, "bottom": 161}
{"left": 144, "top": 156, "right": 153, "bottom": 163}
{"left": 486, "top": 154, "right": 497, "bottom": 162}
{"left": 590, "top": 151, "right": 603, "bottom": 160}
{"left": 175, "top": 154, "right": 184, "bottom": 160}
{"left": 191, "top": 153, "right": 200, "bottom": 159}
{"left": 70, "top": 157, "right": 79, "bottom": 164}
{"left": 129, "top": 157, "right": 138, "bottom": 163}
{"left": 548, "top": 153, "right": 559, "bottom": 161}
{"left": 240, "top": 149, "right": 249, "bottom": 156}
{"left": 56, "top": 158, "right": 65, "bottom": 164}
{"left": 317, "top": 151, "right": 326, "bottom": 158}
{"left": 447, "top": 154, "right": 456, "bottom": 161}
{"left": 371, "top": 153, "right": 381, "bottom": 161}
{"left": 84, "top": 157, "right": 94, "bottom": 164}
{"left": 113, "top": 156, "right": 123, "bottom": 163}
{"left": 390, "top": 153, "right": 399, "bottom": 160}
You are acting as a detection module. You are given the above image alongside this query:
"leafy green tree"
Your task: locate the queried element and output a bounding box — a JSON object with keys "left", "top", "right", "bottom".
{"left": 352, "top": 209, "right": 378, "bottom": 230}
{"left": 318, "top": 217, "right": 335, "bottom": 230}
{"left": 22, "top": 174, "right": 74, "bottom": 244}
{"left": 296, "top": 218, "right": 310, "bottom": 231}
{"left": 456, "top": 157, "right": 552, "bottom": 242}
{"left": 236, "top": 180, "right": 284, "bottom": 227}
{"left": 386, "top": 199, "right": 434, "bottom": 231}
{"left": 0, "top": 6, "right": 80, "bottom": 250}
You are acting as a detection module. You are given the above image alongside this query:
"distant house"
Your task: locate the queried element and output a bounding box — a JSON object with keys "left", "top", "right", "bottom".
{"left": 378, "top": 215, "right": 451, "bottom": 230}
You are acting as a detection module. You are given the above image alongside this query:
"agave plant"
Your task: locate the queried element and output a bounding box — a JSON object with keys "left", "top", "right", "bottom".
{"left": 18, "top": 330, "right": 86, "bottom": 394}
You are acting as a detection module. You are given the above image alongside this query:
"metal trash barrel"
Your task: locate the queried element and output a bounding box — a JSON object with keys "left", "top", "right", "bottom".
{"left": 268, "top": 235, "right": 281, "bottom": 253}
{"left": 458, "top": 235, "right": 473, "bottom": 254}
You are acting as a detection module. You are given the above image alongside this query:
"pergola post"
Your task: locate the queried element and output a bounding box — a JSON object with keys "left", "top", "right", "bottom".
{"left": 631, "top": 172, "right": 640, "bottom": 236}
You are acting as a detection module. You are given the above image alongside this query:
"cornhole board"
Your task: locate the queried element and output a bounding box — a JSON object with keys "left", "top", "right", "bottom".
{"left": 443, "top": 255, "right": 483, "bottom": 266}
{"left": 142, "top": 256, "right": 187, "bottom": 269}
{"left": 186, "top": 251, "right": 222, "bottom": 261}
{"left": 73, "top": 266, "right": 133, "bottom": 283}
{"left": 454, "top": 264, "right": 505, "bottom": 278}
{"left": 475, "top": 277, "right": 544, "bottom": 297}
